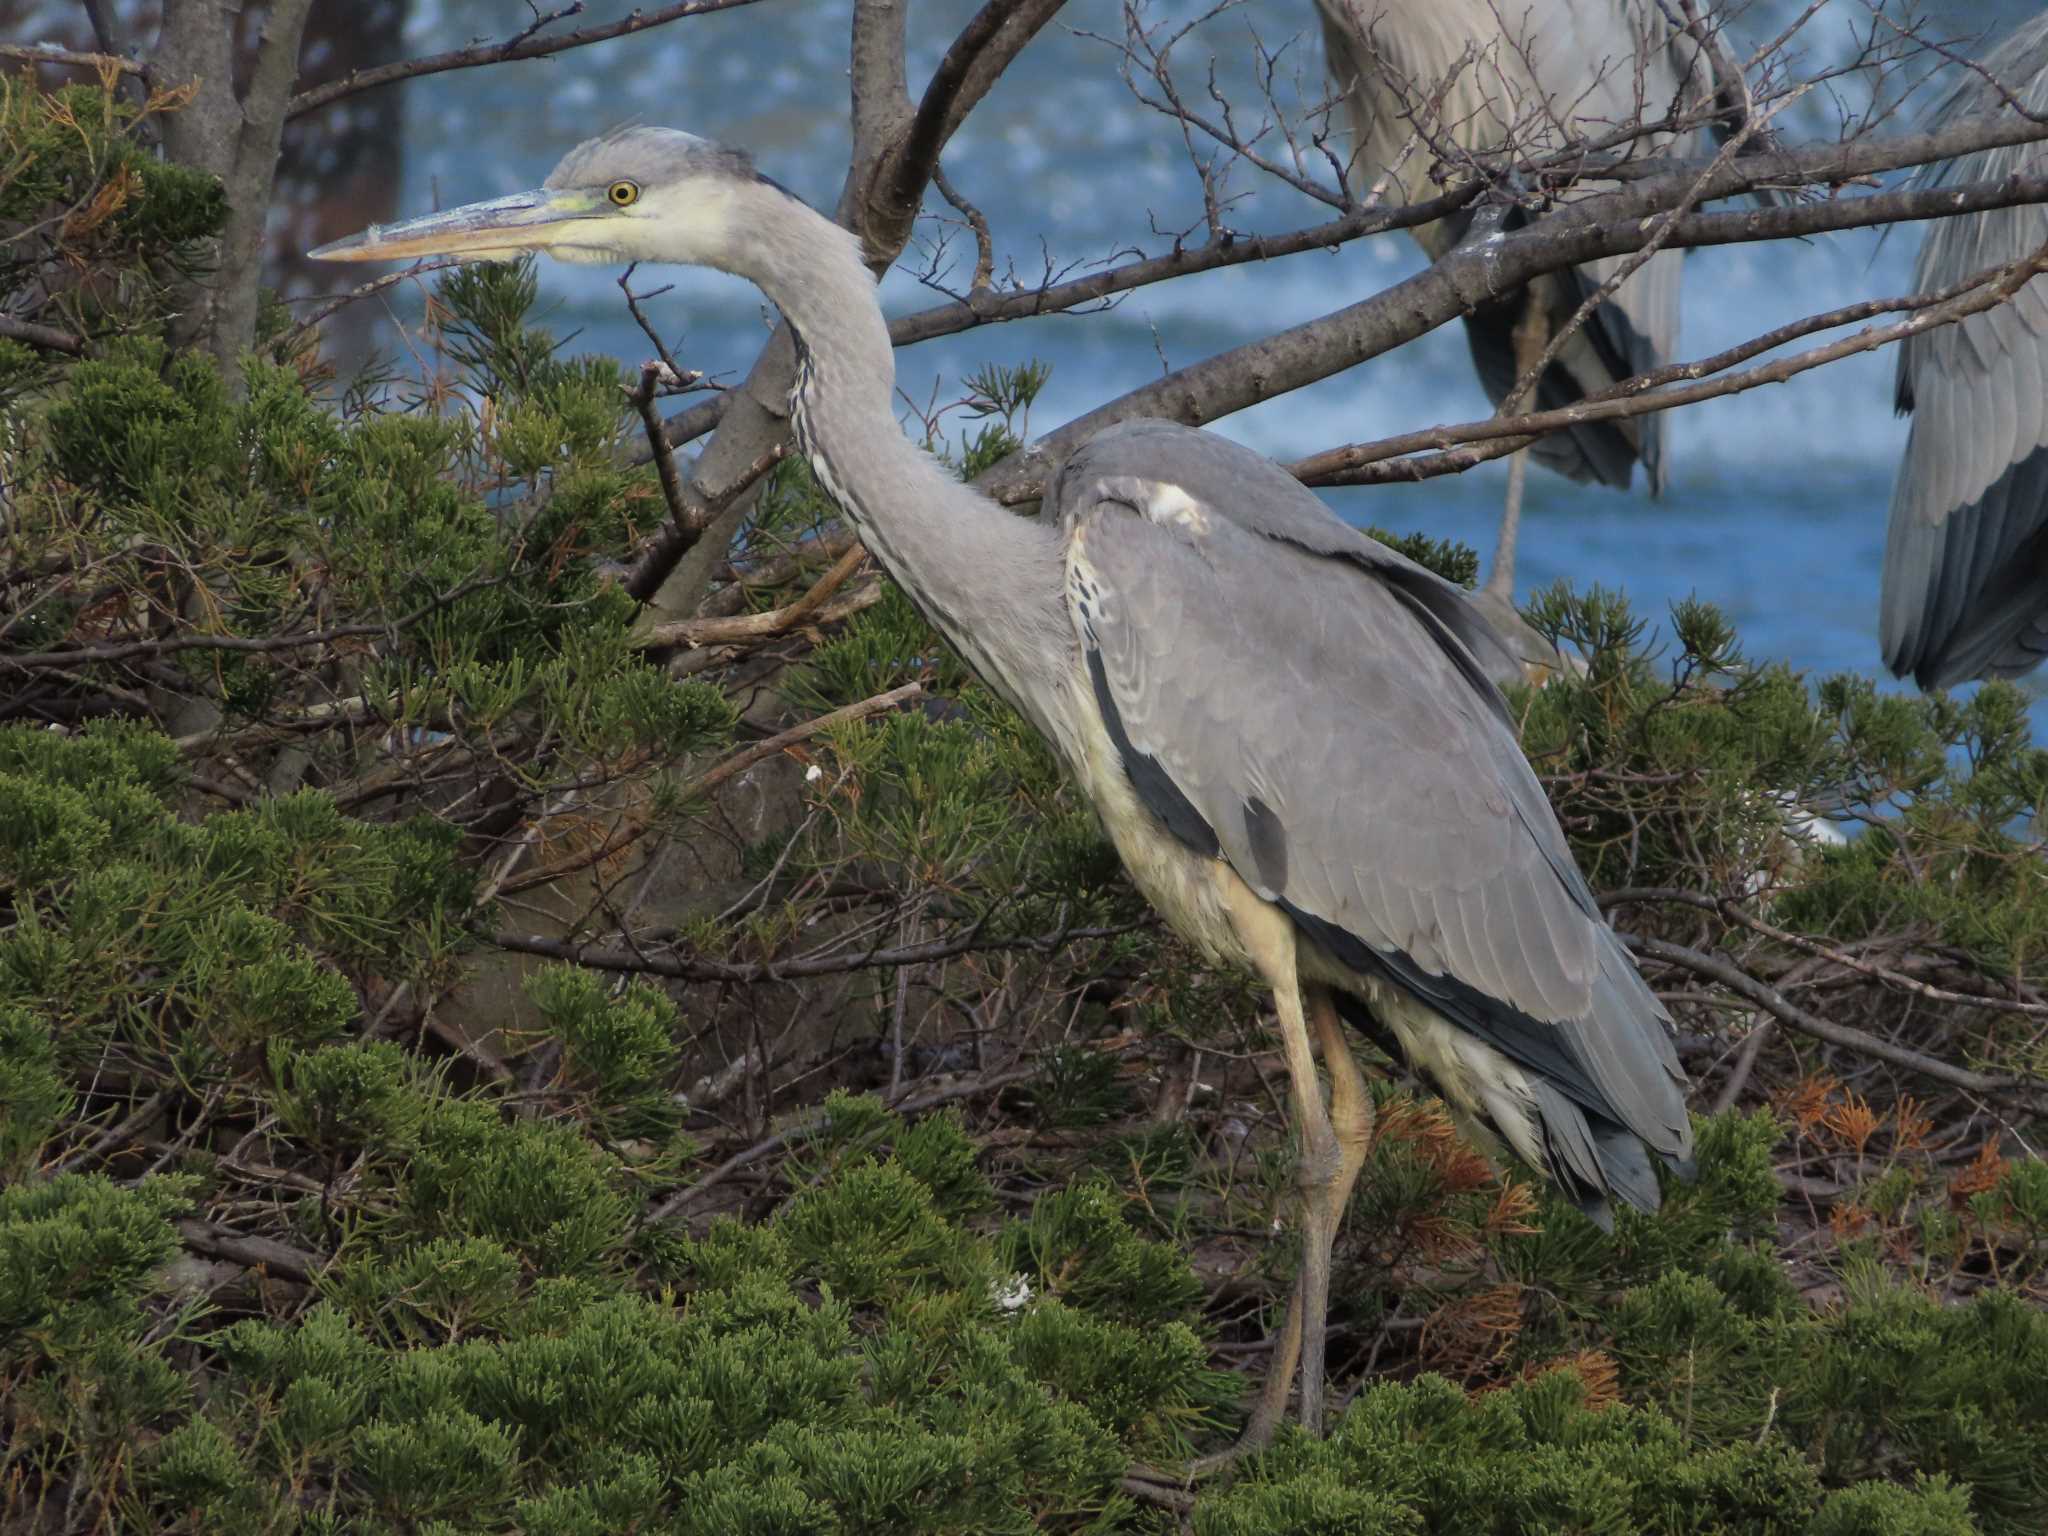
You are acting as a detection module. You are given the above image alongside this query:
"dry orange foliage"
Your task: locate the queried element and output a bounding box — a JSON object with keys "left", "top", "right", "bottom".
{"left": 1829, "top": 1203, "right": 1873, "bottom": 1241}
{"left": 1484, "top": 1177, "right": 1540, "bottom": 1237}
{"left": 1491, "top": 1349, "right": 1621, "bottom": 1410}
{"left": 1893, "top": 1096, "right": 1934, "bottom": 1153}
{"left": 1777, "top": 1072, "right": 1840, "bottom": 1135}
{"left": 1822, "top": 1090, "right": 1882, "bottom": 1157}
{"left": 59, "top": 163, "right": 133, "bottom": 246}
{"left": 1374, "top": 1096, "right": 1485, "bottom": 1183}
{"left": 1422, "top": 1281, "right": 1525, "bottom": 1374}
{"left": 1950, "top": 1138, "right": 2010, "bottom": 1205}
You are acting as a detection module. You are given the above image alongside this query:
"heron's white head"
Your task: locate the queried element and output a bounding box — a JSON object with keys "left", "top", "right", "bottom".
{"left": 309, "top": 127, "right": 769, "bottom": 272}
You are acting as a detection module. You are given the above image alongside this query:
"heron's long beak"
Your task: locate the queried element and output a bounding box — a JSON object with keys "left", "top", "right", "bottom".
{"left": 308, "top": 188, "right": 602, "bottom": 263}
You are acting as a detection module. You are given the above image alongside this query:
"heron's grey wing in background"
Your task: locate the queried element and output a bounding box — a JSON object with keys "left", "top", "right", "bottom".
{"left": 1053, "top": 423, "right": 1692, "bottom": 1205}
{"left": 1316, "top": 0, "right": 1703, "bottom": 492}
{"left": 1464, "top": 240, "right": 1682, "bottom": 490}
{"left": 1881, "top": 14, "right": 2048, "bottom": 689}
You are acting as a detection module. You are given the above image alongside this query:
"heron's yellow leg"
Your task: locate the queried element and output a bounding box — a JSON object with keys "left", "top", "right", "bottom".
{"left": 1308, "top": 985, "right": 1376, "bottom": 1419}
{"left": 1228, "top": 986, "right": 1378, "bottom": 1449}
{"left": 1311, "top": 985, "right": 1376, "bottom": 1224}
{"left": 1167, "top": 878, "right": 1378, "bottom": 1469}
{"left": 1263, "top": 964, "right": 1344, "bottom": 1437}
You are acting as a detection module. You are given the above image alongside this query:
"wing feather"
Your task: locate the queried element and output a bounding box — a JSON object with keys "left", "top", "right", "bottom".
{"left": 1882, "top": 16, "right": 2048, "bottom": 687}
{"left": 1054, "top": 423, "right": 1691, "bottom": 1168}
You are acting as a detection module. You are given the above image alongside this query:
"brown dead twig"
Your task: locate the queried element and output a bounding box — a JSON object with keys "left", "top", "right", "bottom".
{"left": 636, "top": 545, "right": 876, "bottom": 653}
{"left": 1606, "top": 886, "right": 2048, "bottom": 1022}
{"left": 1622, "top": 933, "right": 2048, "bottom": 1107}
{"left": 284, "top": 0, "right": 768, "bottom": 120}
{"left": 644, "top": 1059, "right": 1063, "bottom": 1226}
{"left": 496, "top": 913, "right": 1143, "bottom": 991}
{"left": 698, "top": 531, "right": 864, "bottom": 619}
{"left": 622, "top": 442, "right": 788, "bottom": 604}
{"left": 0, "top": 575, "right": 506, "bottom": 674}
{"left": 490, "top": 681, "right": 926, "bottom": 899}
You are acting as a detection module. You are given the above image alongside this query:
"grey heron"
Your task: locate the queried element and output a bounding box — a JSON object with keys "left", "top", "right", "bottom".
{"left": 1316, "top": 0, "right": 1720, "bottom": 667}
{"left": 312, "top": 127, "right": 1694, "bottom": 1447}
{"left": 1881, "top": 13, "right": 2048, "bottom": 690}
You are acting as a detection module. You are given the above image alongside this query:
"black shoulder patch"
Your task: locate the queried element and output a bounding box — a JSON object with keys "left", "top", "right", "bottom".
{"left": 1086, "top": 646, "right": 1218, "bottom": 859}
{"left": 1243, "top": 796, "right": 1287, "bottom": 893}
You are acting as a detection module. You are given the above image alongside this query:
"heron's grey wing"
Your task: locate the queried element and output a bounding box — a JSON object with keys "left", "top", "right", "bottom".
{"left": 1056, "top": 420, "right": 1526, "bottom": 696}
{"left": 1054, "top": 427, "right": 1691, "bottom": 1200}
{"left": 1882, "top": 15, "right": 2048, "bottom": 688}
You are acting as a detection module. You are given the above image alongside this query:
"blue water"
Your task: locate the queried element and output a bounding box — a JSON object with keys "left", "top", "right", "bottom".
{"left": 354, "top": 0, "right": 2045, "bottom": 708}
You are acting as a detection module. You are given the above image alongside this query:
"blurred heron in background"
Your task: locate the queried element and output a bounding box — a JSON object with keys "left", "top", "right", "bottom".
{"left": 1881, "top": 12, "right": 2048, "bottom": 691}
{"left": 1316, "top": 0, "right": 1740, "bottom": 672}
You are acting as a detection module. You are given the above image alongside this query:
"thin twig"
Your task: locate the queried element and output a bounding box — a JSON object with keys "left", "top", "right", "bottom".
{"left": 53, "top": 1089, "right": 167, "bottom": 1175}
{"left": 1295, "top": 238, "right": 2048, "bottom": 485}
{"left": 931, "top": 163, "right": 996, "bottom": 292}
{"left": 623, "top": 444, "right": 787, "bottom": 604}
{"left": 1622, "top": 933, "right": 2045, "bottom": 1102}
{"left": 5, "top": 576, "right": 504, "bottom": 673}
{"left": 1606, "top": 886, "right": 2048, "bottom": 1019}
{"left": 0, "top": 41, "right": 137, "bottom": 73}
{"left": 636, "top": 546, "right": 873, "bottom": 652}
{"left": 647, "top": 1063, "right": 1050, "bottom": 1225}
{"left": 286, "top": 0, "right": 768, "bottom": 119}
{"left": 285, "top": 259, "right": 464, "bottom": 347}
{"left": 490, "top": 914, "right": 1143, "bottom": 986}
{"left": 492, "top": 682, "right": 924, "bottom": 898}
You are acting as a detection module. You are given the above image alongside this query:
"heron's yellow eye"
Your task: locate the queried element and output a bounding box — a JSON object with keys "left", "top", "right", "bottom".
{"left": 607, "top": 180, "right": 640, "bottom": 207}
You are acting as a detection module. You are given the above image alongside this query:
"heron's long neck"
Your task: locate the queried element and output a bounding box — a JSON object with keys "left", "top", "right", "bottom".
{"left": 733, "top": 188, "right": 1073, "bottom": 741}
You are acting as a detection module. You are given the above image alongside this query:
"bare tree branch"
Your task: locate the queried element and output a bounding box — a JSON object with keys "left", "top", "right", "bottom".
{"left": 867, "top": 0, "right": 1070, "bottom": 252}
{"left": 0, "top": 41, "right": 136, "bottom": 73}
{"left": 154, "top": 0, "right": 316, "bottom": 390}
{"left": 645, "top": 0, "right": 1072, "bottom": 622}
{"left": 636, "top": 545, "right": 874, "bottom": 652}
{"left": 1607, "top": 887, "right": 2048, "bottom": 1020}
{"left": 974, "top": 159, "right": 2048, "bottom": 505}
{"left": 285, "top": 0, "right": 768, "bottom": 120}
{"left": 493, "top": 913, "right": 1139, "bottom": 986}
{"left": 177, "top": 1218, "right": 320, "bottom": 1284}
{"left": 1625, "top": 933, "right": 2046, "bottom": 1105}
{"left": 1295, "top": 235, "right": 2048, "bottom": 486}
{"left": 0, "top": 314, "right": 85, "bottom": 355}
{"left": 622, "top": 444, "right": 787, "bottom": 604}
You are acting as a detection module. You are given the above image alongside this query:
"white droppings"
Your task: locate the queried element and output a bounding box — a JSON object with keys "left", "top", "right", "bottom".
{"left": 992, "top": 1274, "right": 1034, "bottom": 1312}
{"left": 1144, "top": 483, "right": 1212, "bottom": 536}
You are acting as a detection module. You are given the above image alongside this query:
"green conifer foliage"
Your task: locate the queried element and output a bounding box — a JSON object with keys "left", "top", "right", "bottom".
{"left": 8, "top": 71, "right": 2048, "bottom": 1534}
